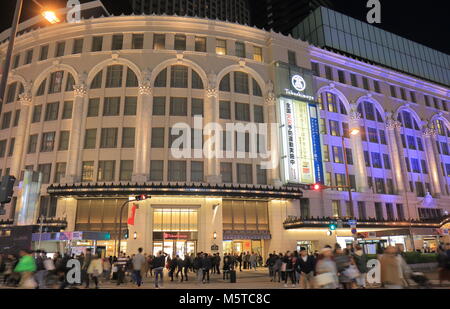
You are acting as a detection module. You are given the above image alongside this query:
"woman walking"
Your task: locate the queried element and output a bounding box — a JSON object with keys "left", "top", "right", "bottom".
{"left": 315, "top": 247, "right": 338, "bottom": 289}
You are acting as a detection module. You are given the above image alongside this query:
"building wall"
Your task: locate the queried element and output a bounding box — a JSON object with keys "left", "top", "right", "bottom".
{"left": 0, "top": 15, "right": 449, "bottom": 253}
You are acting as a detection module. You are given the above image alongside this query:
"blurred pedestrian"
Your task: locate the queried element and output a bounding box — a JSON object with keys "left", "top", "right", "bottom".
{"left": 352, "top": 245, "right": 368, "bottom": 288}
{"left": 379, "top": 246, "right": 409, "bottom": 289}
{"left": 14, "top": 249, "right": 37, "bottom": 289}
{"left": 132, "top": 248, "right": 146, "bottom": 287}
{"left": 87, "top": 254, "right": 103, "bottom": 289}
{"left": 315, "top": 247, "right": 338, "bottom": 289}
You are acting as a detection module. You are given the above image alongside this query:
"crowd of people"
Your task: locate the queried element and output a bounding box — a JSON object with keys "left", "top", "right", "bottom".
{"left": 0, "top": 242, "right": 449, "bottom": 289}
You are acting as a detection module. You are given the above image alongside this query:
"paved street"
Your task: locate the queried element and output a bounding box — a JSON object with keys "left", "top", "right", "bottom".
{"left": 27, "top": 268, "right": 447, "bottom": 290}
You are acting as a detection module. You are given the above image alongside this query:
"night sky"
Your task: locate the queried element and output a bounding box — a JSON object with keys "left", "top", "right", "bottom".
{"left": 0, "top": 0, "right": 448, "bottom": 54}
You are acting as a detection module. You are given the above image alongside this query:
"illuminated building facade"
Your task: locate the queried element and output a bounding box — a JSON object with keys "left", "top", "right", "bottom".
{"left": 0, "top": 9, "right": 449, "bottom": 256}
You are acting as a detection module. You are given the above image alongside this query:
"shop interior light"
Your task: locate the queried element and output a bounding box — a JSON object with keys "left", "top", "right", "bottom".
{"left": 42, "top": 11, "right": 60, "bottom": 24}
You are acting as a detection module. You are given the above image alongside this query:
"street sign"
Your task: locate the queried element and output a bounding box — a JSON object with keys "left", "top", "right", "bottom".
{"left": 351, "top": 228, "right": 357, "bottom": 235}
{"left": 348, "top": 220, "right": 357, "bottom": 226}
{"left": 444, "top": 229, "right": 449, "bottom": 235}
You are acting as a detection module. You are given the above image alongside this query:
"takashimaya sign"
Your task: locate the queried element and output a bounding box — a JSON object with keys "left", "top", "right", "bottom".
{"left": 291, "top": 75, "right": 306, "bottom": 92}
{"left": 284, "top": 74, "right": 315, "bottom": 101}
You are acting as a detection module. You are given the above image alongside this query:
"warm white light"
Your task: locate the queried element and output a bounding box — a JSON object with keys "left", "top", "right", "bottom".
{"left": 350, "top": 128, "right": 360, "bottom": 136}
{"left": 42, "top": 11, "right": 60, "bottom": 24}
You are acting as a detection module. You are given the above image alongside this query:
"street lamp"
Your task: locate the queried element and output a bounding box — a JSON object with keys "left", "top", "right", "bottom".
{"left": 0, "top": 0, "right": 60, "bottom": 111}
{"left": 342, "top": 127, "right": 360, "bottom": 219}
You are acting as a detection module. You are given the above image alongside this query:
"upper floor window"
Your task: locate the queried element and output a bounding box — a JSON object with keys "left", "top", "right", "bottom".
{"left": 72, "top": 38, "right": 84, "bottom": 54}
{"left": 253, "top": 46, "right": 263, "bottom": 62}
{"left": 288, "top": 51, "right": 297, "bottom": 66}
{"left": 132, "top": 34, "right": 144, "bottom": 49}
{"left": 235, "top": 41, "right": 246, "bottom": 58}
{"left": 153, "top": 34, "right": 165, "bottom": 50}
{"left": 92, "top": 36, "right": 103, "bottom": 52}
{"left": 195, "top": 37, "right": 206, "bottom": 52}
{"left": 55, "top": 41, "right": 66, "bottom": 57}
{"left": 111, "top": 34, "right": 123, "bottom": 50}
{"left": 216, "top": 39, "right": 227, "bottom": 55}
{"left": 174, "top": 34, "right": 186, "bottom": 51}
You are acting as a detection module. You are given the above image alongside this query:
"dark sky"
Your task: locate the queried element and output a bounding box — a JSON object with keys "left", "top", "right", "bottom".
{"left": 0, "top": 0, "right": 448, "bottom": 54}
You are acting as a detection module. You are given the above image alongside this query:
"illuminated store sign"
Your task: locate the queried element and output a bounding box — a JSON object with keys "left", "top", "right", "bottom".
{"left": 275, "top": 62, "right": 323, "bottom": 185}
{"left": 279, "top": 98, "right": 319, "bottom": 184}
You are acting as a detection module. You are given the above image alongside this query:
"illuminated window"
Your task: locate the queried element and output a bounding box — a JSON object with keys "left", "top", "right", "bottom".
{"left": 216, "top": 39, "right": 227, "bottom": 55}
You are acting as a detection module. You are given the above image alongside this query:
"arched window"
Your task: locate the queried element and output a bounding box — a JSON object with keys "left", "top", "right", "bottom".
{"left": 154, "top": 68, "right": 167, "bottom": 87}
{"left": 36, "top": 79, "right": 47, "bottom": 96}
{"left": 252, "top": 78, "right": 262, "bottom": 97}
{"left": 219, "top": 73, "right": 230, "bottom": 91}
{"left": 66, "top": 73, "right": 75, "bottom": 91}
{"left": 126, "top": 68, "right": 138, "bottom": 87}
{"left": 192, "top": 70, "right": 203, "bottom": 89}
{"left": 90, "top": 71, "right": 103, "bottom": 89}
{"left": 170, "top": 65, "right": 188, "bottom": 88}
{"left": 48, "top": 71, "right": 65, "bottom": 94}
{"left": 317, "top": 92, "right": 347, "bottom": 115}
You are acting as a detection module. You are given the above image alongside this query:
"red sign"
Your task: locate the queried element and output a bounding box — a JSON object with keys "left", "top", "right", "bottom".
{"left": 163, "top": 232, "right": 189, "bottom": 240}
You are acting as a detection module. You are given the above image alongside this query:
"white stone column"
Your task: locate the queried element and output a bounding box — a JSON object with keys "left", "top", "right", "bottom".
{"left": 422, "top": 128, "right": 445, "bottom": 196}
{"left": 349, "top": 110, "right": 369, "bottom": 192}
{"left": 132, "top": 84, "right": 153, "bottom": 183}
{"left": 205, "top": 83, "right": 221, "bottom": 184}
{"left": 386, "top": 119, "right": 410, "bottom": 194}
{"left": 64, "top": 84, "right": 87, "bottom": 183}
{"left": 10, "top": 93, "right": 32, "bottom": 178}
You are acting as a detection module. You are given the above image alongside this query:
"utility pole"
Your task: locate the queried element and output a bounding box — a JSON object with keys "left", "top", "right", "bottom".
{"left": 0, "top": 0, "right": 23, "bottom": 114}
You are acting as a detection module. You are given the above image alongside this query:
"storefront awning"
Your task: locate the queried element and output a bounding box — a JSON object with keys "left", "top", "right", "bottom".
{"left": 223, "top": 230, "right": 271, "bottom": 240}
{"left": 47, "top": 182, "right": 303, "bottom": 200}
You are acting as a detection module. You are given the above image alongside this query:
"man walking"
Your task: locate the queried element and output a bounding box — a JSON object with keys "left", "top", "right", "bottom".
{"left": 82, "top": 249, "right": 93, "bottom": 288}
{"left": 296, "top": 247, "right": 316, "bottom": 289}
{"left": 132, "top": 248, "right": 146, "bottom": 287}
{"left": 152, "top": 251, "right": 167, "bottom": 288}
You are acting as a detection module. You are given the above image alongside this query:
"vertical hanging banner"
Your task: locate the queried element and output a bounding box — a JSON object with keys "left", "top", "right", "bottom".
{"left": 275, "top": 61, "right": 323, "bottom": 185}
{"left": 309, "top": 104, "right": 324, "bottom": 184}
{"left": 127, "top": 204, "right": 139, "bottom": 226}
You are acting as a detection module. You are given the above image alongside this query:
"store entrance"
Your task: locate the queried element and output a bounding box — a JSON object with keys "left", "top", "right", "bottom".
{"left": 223, "top": 240, "right": 263, "bottom": 255}
{"left": 153, "top": 240, "right": 196, "bottom": 259}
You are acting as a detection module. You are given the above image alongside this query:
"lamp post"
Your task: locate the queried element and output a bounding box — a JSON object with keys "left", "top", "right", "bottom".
{"left": 0, "top": 0, "right": 59, "bottom": 112}
{"left": 342, "top": 128, "right": 360, "bottom": 241}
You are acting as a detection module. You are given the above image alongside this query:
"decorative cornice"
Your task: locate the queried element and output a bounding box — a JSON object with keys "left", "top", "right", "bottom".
{"left": 18, "top": 93, "right": 32, "bottom": 106}
{"left": 206, "top": 87, "right": 218, "bottom": 98}
{"left": 422, "top": 127, "right": 437, "bottom": 138}
{"left": 349, "top": 111, "right": 361, "bottom": 121}
{"left": 265, "top": 92, "right": 276, "bottom": 105}
{"left": 73, "top": 84, "right": 87, "bottom": 97}
{"left": 139, "top": 84, "right": 152, "bottom": 96}
{"left": 386, "top": 119, "right": 402, "bottom": 130}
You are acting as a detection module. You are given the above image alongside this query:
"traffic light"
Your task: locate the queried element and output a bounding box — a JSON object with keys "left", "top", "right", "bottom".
{"left": 312, "top": 183, "right": 321, "bottom": 191}
{"left": 135, "top": 194, "right": 150, "bottom": 201}
{"left": 0, "top": 175, "right": 16, "bottom": 204}
{"left": 124, "top": 229, "right": 129, "bottom": 239}
{"left": 329, "top": 222, "right": 337, "bottom": 231}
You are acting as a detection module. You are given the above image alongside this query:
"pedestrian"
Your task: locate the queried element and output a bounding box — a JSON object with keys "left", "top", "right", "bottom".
{"left": 14, "top": 249, "right": 37, "bottom": 289}
{"left": 87, "top": 254, "right": 103, "bottom": 289}
{"left": 132, "top": 248, "right": 146, "bottom": 287}
{"left": 102, "top": 257, "right": 111, "bottom": 281}
{"left": 237, "top": 253, "right": 243, "bottom": 272}
{"left": 34, "top": 250, "right": 47, "bottom": 289}
{"left": 250, "top": 252, "right": 257, "bottom": 270}
{"left": 202, "top": 253, "right": 212, "bottom": 283}
{"left": 379, "top": 246, "right": 409, "bottom": 289}
{"left": 297, "top": 247, "right": 316, "bottom": 289}
{"left": 283, "top": 252, "right": 296, "bottom": 287}
{"left": 176, "top": 256, "right": 185, "bottom": 282}
{"left": 152, "top": 251, "right": 167, "bottom": 288}
{"left": 183, "top": 254, "right": 190, "bottom": 281}
{"left": 273, "top": 253, "right": 282, "bottom": 282}
{"left": 82, "top": 249, "right": 93, "bottom": 288}
{"left": 315, "top": 247, "right": 338, "bottom": 289}
{"left": 215, "top": 253, "right": 221, "bottom": 275}
{"left": 352, "top": 245, "right": 368, "bottom": 288}
{"left": 194, "top": 252, "right": 203, "bottom": 282}
{"left": 437, "top": 243, "right": 450, "bottom": 286}
{"left": 115, "top": 252, "right": 127, "bottom": 286}
{"left": 334, "top": 246, "right": 353, "bottom": 289}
